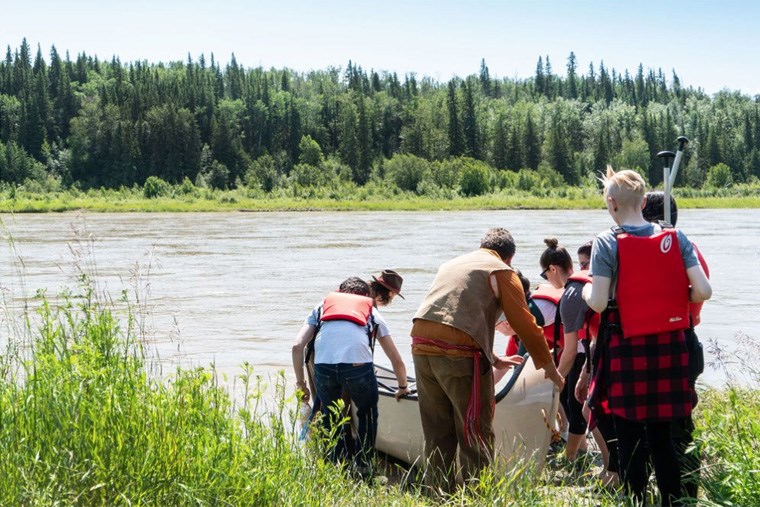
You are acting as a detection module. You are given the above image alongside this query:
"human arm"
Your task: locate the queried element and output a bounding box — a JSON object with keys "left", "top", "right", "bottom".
{"left": 377, "top": 335, "right": 411, "bottom": 401}
{"left": 574, "top": 339, "right": 594, "bottom": 403}
{"left": 583, "top": 275, "right": 611, "bottom": 314}
{"left": 291, "top": 324, "right": 317, "bottom": 402}
{"left": 557, "top": 331, "right": 578, "bottom": 377}
{"left": 687, "top": 264, "right": 712, "bottom": 303}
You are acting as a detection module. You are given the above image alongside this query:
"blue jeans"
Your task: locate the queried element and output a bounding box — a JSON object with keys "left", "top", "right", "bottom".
{"left": 314, "top": 362, "right": 379, "bottom": 471}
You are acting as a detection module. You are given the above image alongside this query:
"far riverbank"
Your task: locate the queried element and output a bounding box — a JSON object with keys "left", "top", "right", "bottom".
{"left": 1, "top": 186, "right": 759, "bottom": 212}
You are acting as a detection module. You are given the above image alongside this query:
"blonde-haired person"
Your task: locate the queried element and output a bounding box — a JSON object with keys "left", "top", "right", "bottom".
{"left": 583, "top": 166, "right": 711, "bottom": 506}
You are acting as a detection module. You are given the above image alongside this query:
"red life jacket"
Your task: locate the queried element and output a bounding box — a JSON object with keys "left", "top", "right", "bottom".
{"left": 304, "top": 292, "right": 376, "bottom": 364}
{"left": 531, "top": 284, "right": 565, "bottom": 349}
{"left": 565, "top": 270, "right": 601, "bottom": 341}
{"left": 615, "top": 228, "right": 690, "bottom": 338}
{"left": 321, "top": 292, "right": 374, "bottom": 326}
{"left": 689, "top": 243, "right": 709, "bottom": 327}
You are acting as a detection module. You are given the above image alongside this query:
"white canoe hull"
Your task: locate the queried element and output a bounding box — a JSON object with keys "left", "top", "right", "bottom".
{"left": 375, "top": 357, "right": 559, "bottom": 472}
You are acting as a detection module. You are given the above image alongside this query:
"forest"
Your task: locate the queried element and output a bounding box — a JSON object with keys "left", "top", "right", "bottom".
{"left": 1, "top": 38, "right": 759, "bottom": 197}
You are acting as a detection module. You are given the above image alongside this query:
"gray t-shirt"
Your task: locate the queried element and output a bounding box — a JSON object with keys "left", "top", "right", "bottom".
{"left": 559, "top": 280, "right": 588, "bottom": 334}
{"left": 590, "top": 224, "right": 699, "bottom": 284}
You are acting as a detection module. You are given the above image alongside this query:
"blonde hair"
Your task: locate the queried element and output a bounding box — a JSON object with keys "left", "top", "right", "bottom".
{"left": 602, "top": 165, "right": 646, "bottom": 209}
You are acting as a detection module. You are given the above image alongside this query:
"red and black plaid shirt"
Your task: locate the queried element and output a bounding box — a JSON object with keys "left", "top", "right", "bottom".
{"left": 605, "top": 322, "right": 693, "bottom": 422}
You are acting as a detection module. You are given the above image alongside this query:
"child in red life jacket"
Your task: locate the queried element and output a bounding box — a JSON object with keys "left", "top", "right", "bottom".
{"left": 583, "top": 167, "right": 711, "bottom": 506}
{"left": 495, "top": 269, "right": 554, "bottom": 384}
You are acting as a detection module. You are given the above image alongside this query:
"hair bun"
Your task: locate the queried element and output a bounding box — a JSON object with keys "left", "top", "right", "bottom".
{"left": 543, "top": 237, "right": 559, "bottom": 249}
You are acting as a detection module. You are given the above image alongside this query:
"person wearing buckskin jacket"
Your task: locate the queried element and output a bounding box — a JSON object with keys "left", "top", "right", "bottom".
{"left": 411, "top": 227, "right": 564, "bottom": 492}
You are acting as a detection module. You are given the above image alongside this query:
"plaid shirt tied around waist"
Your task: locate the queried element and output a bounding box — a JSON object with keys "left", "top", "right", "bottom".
{"left": 600, "top": 306, "right": 693, "bottom": 422}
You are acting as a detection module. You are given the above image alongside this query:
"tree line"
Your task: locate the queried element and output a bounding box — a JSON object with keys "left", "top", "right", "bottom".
{"left": 1, "top": 38, "right": 759, "bottom": 194}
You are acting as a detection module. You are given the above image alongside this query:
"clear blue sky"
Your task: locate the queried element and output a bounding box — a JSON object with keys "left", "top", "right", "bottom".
{"left": 4, "top": 0, "right": 759, "bottom": 95}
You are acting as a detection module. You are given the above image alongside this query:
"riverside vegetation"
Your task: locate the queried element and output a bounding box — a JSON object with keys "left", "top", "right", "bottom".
{"left": 2, "top": 39, "right": 760, "bottom": 212}
{"left": 0, "top": 268, "right": 758, "bottom": 505}
{"left": 1, "top": 158, "right": 759, "bottom": 213}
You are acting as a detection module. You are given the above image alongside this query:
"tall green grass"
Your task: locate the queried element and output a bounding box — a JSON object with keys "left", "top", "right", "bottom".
{"left": 0, "top": 279, "right": 758, "bottom": 505}
{"left": 693, "top": 335, "right": 760, "bottom": 507}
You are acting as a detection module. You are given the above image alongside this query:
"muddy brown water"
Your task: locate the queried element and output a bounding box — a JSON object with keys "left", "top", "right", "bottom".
{"left": 1, "top": 210, "right": 757, "bottom": 392}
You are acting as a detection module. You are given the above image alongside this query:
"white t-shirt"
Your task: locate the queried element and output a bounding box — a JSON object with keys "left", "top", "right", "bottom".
{"left": 306, "top": 304, "right": 390, "bottom": 365}
{"left": 534, "top": 298, "right": 557, "bottom": 326}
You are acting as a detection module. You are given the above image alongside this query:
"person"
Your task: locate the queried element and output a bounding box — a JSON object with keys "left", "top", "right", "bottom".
{"left": 369, "top": 269, "right": 405, "bottom": 306}
{"left": 643, "top": 190, "right": 710, "bottom": 500}
{"left": 411, "top": 227, "right": 564, "bottom": 492}
{"left": 291, "top": 277, "right": 410, "bottom": 479}
{"left": 497, "top": 269, "right": 554, "bottom": 359}
{"left": 583, "top": 167, "right": 711, "bottom": 506}
{"left": 540, "top": 237, "right": 598, "bottom": 466}
{"left": 577, "top": 241, "right": 592, "bottom": 271}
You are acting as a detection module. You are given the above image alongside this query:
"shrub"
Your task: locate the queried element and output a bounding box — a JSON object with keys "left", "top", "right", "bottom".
{"left": 384, "top": 154, "right": 430, "bottom": 193}
{"left": 143, "top": 175, "right": 170, "bottom": 198}
{"left": 705, "top": 163, "right": 734, "bottom": 189}
{"left": 298, "top": 135, "right": 324, "bottom": 167}
{"left": 459, "top": 159, "right": 493, "bottom": 196}
{"left": 536, "top": 163, "right": 566, "bottom": 188}
{"left": 246, "top": 154, "right": 280, "bottom": 192}
{"left": 495, "top": 170, "right": 519, "bottom": 190}
{"left": 517, "top": 169, "right": 542, "bottom": 192}
{"left": 290, "top": 163, "right": 336, "bottom": 188}
{"left": 429, "top": 159, "right": 460, "bottom": 189}
{"left": 178, "top": 176, "right": 197, "bottom": 196}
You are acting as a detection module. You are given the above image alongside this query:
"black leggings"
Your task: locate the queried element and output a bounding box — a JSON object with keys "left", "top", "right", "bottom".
{"left": 595, "top": 411, "right": 619, "bottom": 473}
{"left": 560, "top": 353, "right": 588, "bottom": 435}
{"left": 613, "top": 415, "right": 682, "bottom": 506}
{"left": 673, "top": 416, "right": 699, "bottom": 499}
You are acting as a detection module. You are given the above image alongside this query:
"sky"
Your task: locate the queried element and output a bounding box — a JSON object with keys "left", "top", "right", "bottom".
{"left": 4, "top": 0, "right": 760, "bottom": 96}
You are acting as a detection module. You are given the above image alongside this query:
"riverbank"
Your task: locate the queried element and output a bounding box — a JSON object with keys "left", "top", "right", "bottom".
{"left": 2, "top": 185, "right": 760, "bottom": 212}
{"left": 1, "top": 284, "right": 758, "bottom": 505}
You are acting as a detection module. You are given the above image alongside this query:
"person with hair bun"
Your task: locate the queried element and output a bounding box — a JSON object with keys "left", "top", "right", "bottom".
{"left": 582, "top": 167, "right": 711, "bottom": 506}
{"left": 539, "top": 237, "right": 599, "bottom": 467}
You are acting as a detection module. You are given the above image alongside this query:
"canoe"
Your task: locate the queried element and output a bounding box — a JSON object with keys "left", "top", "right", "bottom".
{"left": 374, "top": 356, "right": 559, "bottom": 472}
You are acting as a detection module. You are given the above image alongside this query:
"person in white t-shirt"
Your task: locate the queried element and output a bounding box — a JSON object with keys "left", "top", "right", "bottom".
{"left": 292, "top": 277, "right": 409, "bottom": 479}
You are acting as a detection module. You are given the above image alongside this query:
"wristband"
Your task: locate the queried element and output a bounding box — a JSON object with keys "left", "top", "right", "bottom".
{"left": 398, "top": 385, "right": 408, "bottom": 390}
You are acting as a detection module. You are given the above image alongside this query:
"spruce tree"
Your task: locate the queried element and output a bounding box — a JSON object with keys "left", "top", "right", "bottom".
{"left": 447, "top": 80, "right": 463, "bottom": 156}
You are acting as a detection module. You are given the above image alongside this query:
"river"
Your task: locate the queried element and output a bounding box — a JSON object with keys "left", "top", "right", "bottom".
{"left": 1, "top": 210, "right": 757, "bottom": 389}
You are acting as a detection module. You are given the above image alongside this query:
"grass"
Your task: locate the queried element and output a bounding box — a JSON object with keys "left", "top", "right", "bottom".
{"left": 1, "top": 183, "right": 759, "bottom": 212}
{"left": 1, "top": 275, "right": 758, "bottom": 505}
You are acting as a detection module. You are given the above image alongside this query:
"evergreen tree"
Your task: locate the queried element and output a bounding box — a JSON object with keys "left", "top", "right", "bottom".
{"left": 523, "top": 113, "right": 540, "bottom": 170}
{"left": 479, "top": 59, "right": 491, "bottom": 97}
{"left": 566, "top": 52, "right": 578, "bottom": 99}
{"left": 356, "top": 95, "right": 372, "bottom": 183}
{"left": 461, "top": 80, "right": 478, "bottom": 158}
{"left": 447, "top": 80, "right": 463, "bottom": 156}
{"left": 506, "top": 122, "right": 523, "bottom": 170}
{"left": 534, "top": 56, "right": 545, "bottom": 96}
{"left": 492, "top": 113, "right": 508, "bottom": 170}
